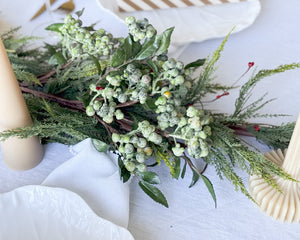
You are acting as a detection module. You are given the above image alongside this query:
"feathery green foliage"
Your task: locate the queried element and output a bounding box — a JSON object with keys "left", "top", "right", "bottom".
{"left": 0, "top": 14, "right": 299, "bottom": 207}
{"left": 247, "top": 122, "right": 295, "bottom": 150}
{"left": 233, "top": 64, "right": 300, "bottom": 122}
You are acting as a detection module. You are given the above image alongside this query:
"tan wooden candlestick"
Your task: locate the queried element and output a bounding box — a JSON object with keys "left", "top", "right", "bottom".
{"left": 249, "top": 114, "right": 300, "bottom": 223}
{"left": 0, "top": 38, "right": 44, "bottom": 170}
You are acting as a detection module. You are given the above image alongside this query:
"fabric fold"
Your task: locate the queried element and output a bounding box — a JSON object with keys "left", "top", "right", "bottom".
{"left": 42, "top": 138, "right": 130, "bottom": 229}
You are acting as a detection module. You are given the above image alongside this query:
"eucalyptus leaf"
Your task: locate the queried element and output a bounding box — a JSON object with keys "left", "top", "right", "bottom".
{"left": 200, "top": 174, "right": 217, "bottom": 208}
{"left": 155, "top": 27, "right": 174, "bottom": 56}
{"left": 139, "top": 181, "right": 168, "bottom": 207}
{"left": 45, "top": 23, "right": 64, "bottom": 33}
{"left": 92, "top": 138, "right": 108, "bottom": 152}
{"left": 138, "top": 171, "right": 160, "bottom": 184}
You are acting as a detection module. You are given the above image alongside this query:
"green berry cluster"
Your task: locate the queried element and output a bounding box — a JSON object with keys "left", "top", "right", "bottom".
{"left": 125, "top": 16, "right": 157, "bottom": 42}
{"left": 81, "top": 14, "right": 213, "bottom": 161}
{"left": 87, "top": 62, "right": 153, "bottom": 123}
{"left": 86, "top": 97, "right": 124, "bottom": 124}
{"left": 154, "top": 72, "right": 212, "bottom": 158}
{"left": 180, "top": 106, "right": 212, "bottom": 158}
{"left": 59, "top": 14, "right": 118, "bottom": 58}
{"left": 111, "top": 120, "right": 162, "bottom": 173}
{"left": 155, "top": 93, "right": 180, "bottom": 130}
{"left": 162, "top": 58, "right": 185, "bottom": 86}
{"left": 122, "top": 64, "right": 152, "bottom": 104}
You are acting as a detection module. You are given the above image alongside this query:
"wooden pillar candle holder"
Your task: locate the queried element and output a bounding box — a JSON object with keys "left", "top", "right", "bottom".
{"left": 249, "top": 114, "right": 300, "bottom": 223}
{"left": 0, "top": 38, "right": 44, "bottom": 170}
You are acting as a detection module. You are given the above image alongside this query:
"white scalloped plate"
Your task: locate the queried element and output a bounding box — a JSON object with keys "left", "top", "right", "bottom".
{"left": 0, "top": 185, "right": 134, "bottom": 240}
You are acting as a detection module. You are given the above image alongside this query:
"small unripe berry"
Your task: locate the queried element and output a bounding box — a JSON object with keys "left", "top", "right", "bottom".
{"left": 86, "top": 105, "right": 95, "bottom": 116}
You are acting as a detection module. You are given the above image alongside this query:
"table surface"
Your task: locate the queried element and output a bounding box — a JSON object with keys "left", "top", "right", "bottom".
{"left": 1, "top": 0, "right": 300, "bottom": 239}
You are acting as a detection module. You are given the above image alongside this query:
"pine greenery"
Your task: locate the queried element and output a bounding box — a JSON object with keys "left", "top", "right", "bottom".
{"left": 0, "top": 13, "right": 299, "bottom": 207}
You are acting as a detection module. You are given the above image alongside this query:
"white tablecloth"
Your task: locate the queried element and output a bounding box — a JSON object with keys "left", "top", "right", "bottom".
{"left": 1, "top": 0, "right": 300, "bottom": 239}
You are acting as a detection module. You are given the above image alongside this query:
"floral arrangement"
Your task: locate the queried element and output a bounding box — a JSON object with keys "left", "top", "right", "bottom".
{"left": 1, "top": 10, "right": 299, "bottom": 207}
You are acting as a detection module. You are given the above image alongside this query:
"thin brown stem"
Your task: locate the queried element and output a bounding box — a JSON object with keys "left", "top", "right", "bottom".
{"left": 94, "top": 115, "right": 118, "bottom": 137}
{"left": 20, "top": 85, "right": 84, "bottom": 111}
{"left": 20, "top": 85, "right": 120, "bottom": 137}
{"left": 116, "top": 100, "right": 139, "bottom": 108}
{"left": 183, "top": 152, "right": 208, "bottom": 175}
{"left": 229, "top": 125, "right": 254, "bottom": 137}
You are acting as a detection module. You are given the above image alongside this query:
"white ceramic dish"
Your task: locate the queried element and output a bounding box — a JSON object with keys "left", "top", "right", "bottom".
{"left": 0, "top": 185, "right": 134, "bottom": 240}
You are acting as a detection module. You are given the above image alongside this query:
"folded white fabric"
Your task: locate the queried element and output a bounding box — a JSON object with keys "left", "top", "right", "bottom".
{"left": 0, "top": 185, "right": 134, "bottom": 240}
{"left": 97, "top": 0, "right": 261, "bottom": 55}
{"left": 42, "top": 138, "right": 130, "bottom": 229}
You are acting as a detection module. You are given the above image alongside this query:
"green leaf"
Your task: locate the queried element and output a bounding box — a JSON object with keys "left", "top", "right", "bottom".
{"left": 118, "top": 157, "right": 131, "bottom": 183}
{"left": 146, "top": 59, "right": 159, "bottom": 75}
{"left": 155, "top": 27, "right": 174, "bottom": 56}
{"left": 131, "top": 36, "right": 142, "bottom": 56}
{"left": 44, "top": 43, "right": 57, "bottom": 55}
{"left": 138, "top": 171, "right": 160, "bottom": 184}
{"left": 101, "top": 67, "right": 107, "bottom": 76}
{"left": 83, "top": 23, "right": 97, "bottom": 31}
{"left": 184, "top": 58, "right": 206, "bottom": 69}
{"left": 48, "top": 52, "right": 67, "bottom": 65}
{"left": 111, "top": 47, "right": 125, "bottom": 67}
{"left": 123, "top": 36, "right": 133, "bottom": 59}
{"left": 139, "top": 181, "right": 168, "bottom": 207}
{"left": 45, "top": 23, "right": 64, "bottom": 33}
{"left": 75, "top": 8, "right": 85, "bottom": 17}
{"left": 89, "top": 55, "right": 101, "bottom": 74}
{"left": 181, "top": 161, "right": 187, "bottom": 179}
{"left": 147, "top": 162, "right": 158, "bottom": 167}
{"left": 173, "top": 157, "right": 181, "bottom": 179}
{"left": 143, "top": 98, "right": 157, "bottom": 110}
{"left": 200, "top": 174, "right": 217, "bottom": 208}
{"left": 136, "top": 37, "right": 157, "bottom": 60}
{"left": 129, "top": 113, "right": 139, "bottom": 131}
{"left": 92, "top": 139, "right": 108, "bottom": 152}
{"left": 189, "top": 169, "right": 200, "bottom": 188}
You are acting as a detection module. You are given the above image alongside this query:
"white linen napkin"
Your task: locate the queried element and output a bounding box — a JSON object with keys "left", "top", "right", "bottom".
{"left": 42, "top": 138, "right": 130, "bottom": 229}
